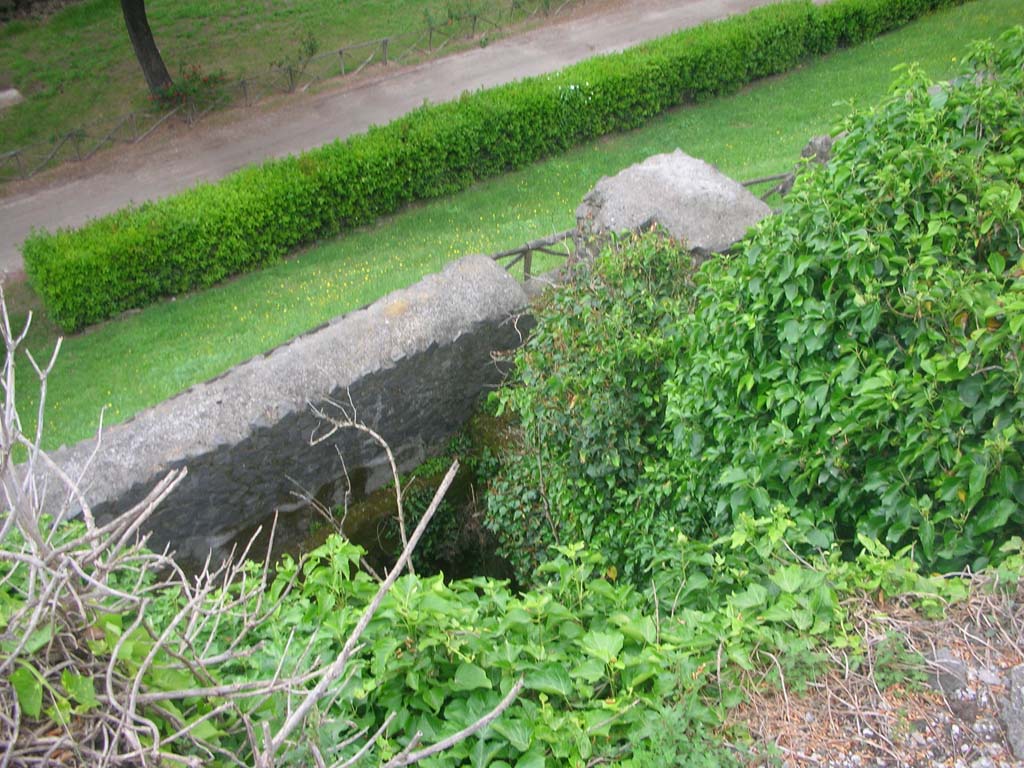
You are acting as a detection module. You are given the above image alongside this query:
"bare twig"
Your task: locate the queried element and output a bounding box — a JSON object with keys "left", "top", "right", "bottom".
{"left": 381, "top": 676, "right": 525, "bottom": 767}
{"left": 310, "top": 393, "right": 414, "bottom": 575}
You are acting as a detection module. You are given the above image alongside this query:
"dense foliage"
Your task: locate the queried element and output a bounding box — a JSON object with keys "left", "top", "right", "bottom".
{"left": 488, "top": 27, "right": 1024, "bottom": 582}
{"left": 5, "top": 509, "right": 976, "bottom": 766}
{"left": 23, "top": 0, "right": 968, "bottom": 331}
{"left": 486, "top": 237, "right": 693, "bottom": 583}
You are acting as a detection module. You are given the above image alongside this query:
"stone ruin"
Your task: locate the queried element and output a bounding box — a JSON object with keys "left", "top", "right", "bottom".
{"left": 42, "top": 255, "right": 530, "bottom": 565}
{"left": 574, "top": 149, "right": 772, "bottom": 263}
{"left": 39, "top": 141, "right": 844, "bottom": 566}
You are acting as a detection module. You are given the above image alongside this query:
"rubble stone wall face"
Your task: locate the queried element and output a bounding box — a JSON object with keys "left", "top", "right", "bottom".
{"left": 45, "top": 256, "right": 529, "bottom": 563}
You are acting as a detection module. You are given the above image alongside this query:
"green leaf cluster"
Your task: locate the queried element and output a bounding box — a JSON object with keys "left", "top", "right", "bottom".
{"left": 662, "top": 27, "right": 1024, "bottom": 572}
{"left": 1, "top": 519, "right": 969, "bottom": 765}
{"left": 485, "top": 235, "right": 694, "bottom": 583}
{"left": 23, "top": 0, "right": 966, "bottom": 331}
{"left": 160, "top": 536, "right": 741, "bottom": 766}
{"left": 488, "top": 27, "right": 1024, "bottom": 581}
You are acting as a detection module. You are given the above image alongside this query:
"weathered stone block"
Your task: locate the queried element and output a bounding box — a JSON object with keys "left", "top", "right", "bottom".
{"left": 43, "top": 255, "right": 530, "bottom": 565}
{"left": 575, "top": 149, "right": 771, "bottom": 262}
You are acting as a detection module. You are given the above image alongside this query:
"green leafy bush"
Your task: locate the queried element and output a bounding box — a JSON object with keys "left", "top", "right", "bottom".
{"left": 1, "top": 504, "right": 971, "bottom": 764}
{"left": 24, "top": 0, "right": 965, "bottom": 331}
{"left": 486, "top": 234, "right": 694, "bottom": 583}
{"left": 662, "top": 29, "right": 1024, "bottom": 572}
{"left": 148, "top": 525, "right": 951, "bottom": 766}
{"left": 489, "top": 27, "right": 1024, "bottom": 581}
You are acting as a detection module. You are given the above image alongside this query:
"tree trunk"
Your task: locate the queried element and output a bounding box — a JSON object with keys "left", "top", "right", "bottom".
{"left": 120, "top": 0, "right": 173, "bottom": 95}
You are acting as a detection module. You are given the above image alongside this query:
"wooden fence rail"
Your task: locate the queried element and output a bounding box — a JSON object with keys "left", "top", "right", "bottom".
{"left": 491, "top": 229, "right": 573, "bottom": 280}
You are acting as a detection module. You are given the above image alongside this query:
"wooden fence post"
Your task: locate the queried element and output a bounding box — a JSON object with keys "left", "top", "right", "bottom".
{"left": 382, "top": 38, "right": 389, "bottom": 66}
{"left": 339, "top": 49, "right": 346, "bottom": 75}
{"left": 523, "top": 250, "right": 533, "bottom": 281}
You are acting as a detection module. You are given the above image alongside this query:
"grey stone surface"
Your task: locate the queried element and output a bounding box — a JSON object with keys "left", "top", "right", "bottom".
{"left": 800, "top": 134, "right": 836, "bottom": 165}
{"left": 927, "top": 648, "right": 969, "bottom": 696}
{"left": 0, "top": 89, "right": 23, "bottom": 111}
{"left": 574, "top": 149, "right": 770, "bottom": 261}
{"left": 43, "top": 255, "right": 530, "bottom": 565}
{"left": 1001, "top": 664, "right": 1024, "bottom": 759}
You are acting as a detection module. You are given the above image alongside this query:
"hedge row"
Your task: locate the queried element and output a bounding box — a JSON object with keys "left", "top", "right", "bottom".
{"left": 24, "top": 0, "right": 966, "bottom": 331}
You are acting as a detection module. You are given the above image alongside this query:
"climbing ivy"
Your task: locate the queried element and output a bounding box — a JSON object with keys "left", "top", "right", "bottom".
{"left": 488, "top": 28, "right": 1024, "bottom": 582}
{"left": 486, "top": 235, "right": 695, "bottom": 583}
{"left": 661, "top": 29, "right": 1024, "bottom": 571}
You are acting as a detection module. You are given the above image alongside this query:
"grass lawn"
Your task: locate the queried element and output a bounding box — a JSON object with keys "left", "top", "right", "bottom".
{"left": 0, "top": 0, "right": 559, "bottom": 153}
{"left": 9, "top": 0, "right": 1024, "bottom": 451}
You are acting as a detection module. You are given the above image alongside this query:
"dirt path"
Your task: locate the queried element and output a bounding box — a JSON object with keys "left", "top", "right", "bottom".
{"left": 0, "top": 0, "right": 779, "bottom": 277}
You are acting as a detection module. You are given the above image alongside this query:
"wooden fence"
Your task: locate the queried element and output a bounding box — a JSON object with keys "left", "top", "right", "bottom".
{"left": 490, "top": 173, "right": 794, "bottom": 280}
{"left": 491, "top": 229, "right": 573, "bottom": 280}
{"left": 1, "top": 0, "right": 584, "bottom": 184}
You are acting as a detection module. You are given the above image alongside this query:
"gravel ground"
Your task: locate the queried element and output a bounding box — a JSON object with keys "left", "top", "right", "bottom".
{"left": 731, "top": 581, "right": 1024, "bottom": 767}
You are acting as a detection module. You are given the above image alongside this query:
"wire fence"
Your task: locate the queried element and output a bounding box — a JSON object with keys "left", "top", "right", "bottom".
{"left": 0, "top": 0, "right": 583, "bottom": 185}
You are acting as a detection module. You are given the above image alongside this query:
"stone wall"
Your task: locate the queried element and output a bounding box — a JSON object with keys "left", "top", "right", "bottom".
{"left": 44, "top": 255, "right": 530, "bottom": 565}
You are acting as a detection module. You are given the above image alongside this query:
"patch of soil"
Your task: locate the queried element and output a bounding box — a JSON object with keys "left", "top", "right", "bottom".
{"left": 0, "top": 0, "right": 84, "bottom": 24}
{"left": 732, "top": 582, "right": 1024, "bottom": 767}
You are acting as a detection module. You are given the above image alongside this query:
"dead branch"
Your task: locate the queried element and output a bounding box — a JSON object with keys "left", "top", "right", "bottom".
{"left": 0, "top": 288, "right": 521, "bottom": 768}
{"left": 310, "top": 393, "right": 414, "bottom": 575}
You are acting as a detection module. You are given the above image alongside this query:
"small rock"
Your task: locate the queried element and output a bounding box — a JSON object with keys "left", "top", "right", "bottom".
{"left": 970, "top": 756, "right": 994, "bottom": 768}
{"left": 973, "top": 716, "right": 1001, "bottom": 741}
{"left": 951, "top": 695, "right": 979, "bottom": 724}
{"left": 978, "top": 668, "right": 1004, "bottom": 686}
{"left": 0, "top": 88, "right": 23, "bottom": 111}
{"left": 928, "top": 648, "right": 969, "bottom": 695}
{"left": 574, "top": 149, "right": 771, "bottom": 264}
{"left": 800, "top": 134, "right": 836, "bottom": 164}
{"left": 998, "top": 664, "right": 1024, "bottom": 759}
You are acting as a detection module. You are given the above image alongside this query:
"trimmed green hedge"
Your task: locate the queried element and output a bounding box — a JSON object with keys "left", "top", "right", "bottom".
{"left": 24, "top": 0, "right": 966, "bottom": 331}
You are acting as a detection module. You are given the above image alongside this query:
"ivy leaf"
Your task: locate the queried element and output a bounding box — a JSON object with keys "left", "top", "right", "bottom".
{"left": 929, "top": 88, "right": 948, "bottom": 110}
{"left": 191, "top": 719, "right": 224, "bottom": 742}
{"left": 525, "top": 664, "right": 573, "bottom": 697}
{"left": 571, "top": 657, "right": 606, "bottom": 683}
{"left": 61, "top": 670, "right": 98, "bottom": 712}
{"left": 770, "top": 565, "right": 806, "bottom": 594}
{"left": 515, "top": 751, "right": 546, "bottom": 768}
{"left": 719, "top": 466, "right": 748, "bottom": 486}
{"left": 471, "top": 738, "right": 505, "bottom": 767}
{"left": 919, "top": 517, "right": 935, "bottom": 561}
{"left": 974, "top": 499, "right": 1016, "bottom": 535}
{"left": 493, "top": 717, "right": 533, "bottom": 752}
{"left": 968, "top": 462, "right": 988, "bottom": 507}
{"left": 580, "top": 631, "right": 624, "bottom": 665}
{"left": 731, "top": 583, "right": 768, "bottom": 611}
{"left": 422, "top": 684, "right": 446, "bottom": 713}
{"left": 453, "top": 662, "right": 492, "bottom": 691}
{"left": 11, "top": 666, "right": 43, "bottom": 719}
{"left": 958, "top": 377, "right": 982, "bottom": 408}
